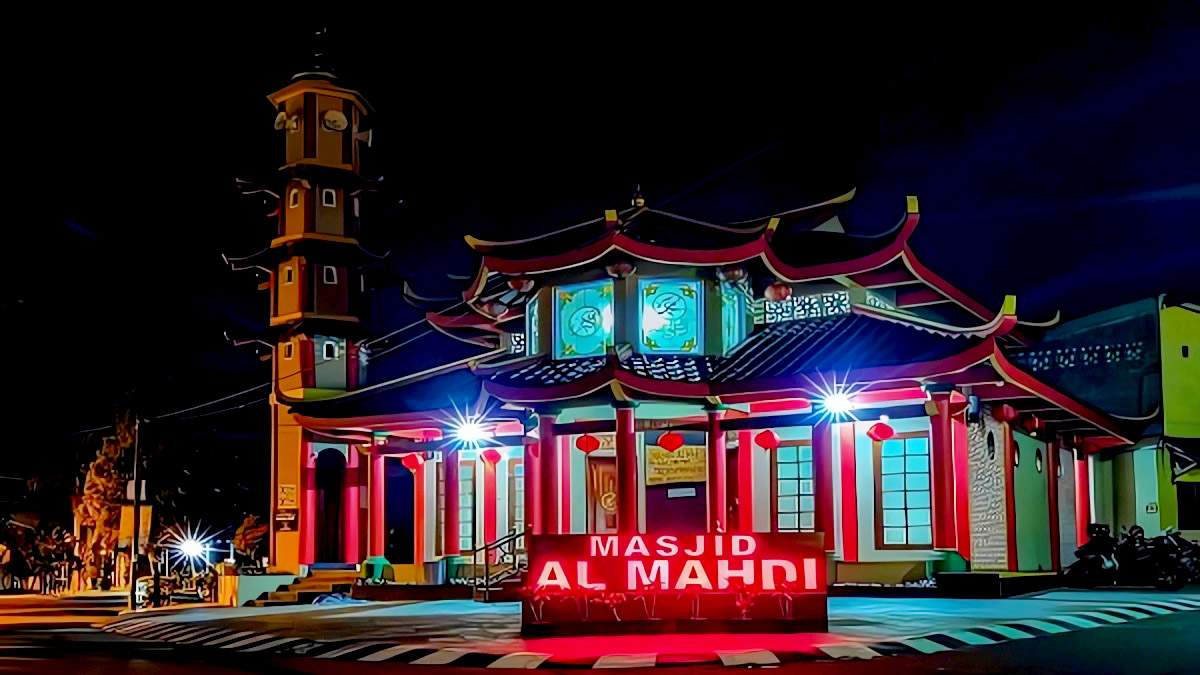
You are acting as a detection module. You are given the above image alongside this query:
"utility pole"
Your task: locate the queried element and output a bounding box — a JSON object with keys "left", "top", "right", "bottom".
{"left": 128, "top": 416, "right": 141, "bottom": 610}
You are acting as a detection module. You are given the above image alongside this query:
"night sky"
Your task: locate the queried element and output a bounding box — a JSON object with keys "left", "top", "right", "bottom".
{"left": 7, "top": 8, "right": 1199, "bottom": 488}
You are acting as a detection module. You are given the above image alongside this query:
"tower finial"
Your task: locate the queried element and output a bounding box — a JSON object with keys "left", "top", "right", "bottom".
{"left": 631, "top": 184, "right": 645, "bottom": 208}
{"left": 292, "top": 26, "right": 337, "bottom": 81}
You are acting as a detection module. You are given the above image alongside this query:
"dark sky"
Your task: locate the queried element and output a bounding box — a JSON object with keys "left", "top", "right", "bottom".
{"left": 7, "top": 8, "right": 1199, "bottom": 479}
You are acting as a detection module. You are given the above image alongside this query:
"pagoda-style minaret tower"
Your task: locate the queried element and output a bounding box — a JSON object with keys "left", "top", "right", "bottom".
{"left": 259, "top": 53, "right": 375, "bottom": 574}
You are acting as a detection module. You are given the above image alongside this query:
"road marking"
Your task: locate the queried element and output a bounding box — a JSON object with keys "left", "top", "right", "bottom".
{"left": 1009, "top": 620, "right": 1070, "bottom": 634}
{"left": 408, "top": 649, "right": 471, "bottom": 665}
{"left": 715, "top": 650, "right": 780, "bottom": 666}
{"left": 222, "top": 634, "right": 281, "bottom": 650}
{"left": 1048, "top": 615, "right": 1101, "bottom": 628}
{"left": 979, "top": 624, "right": 1037, "bottom": 640}
{"left": 938, "top": 630, "right": 998, "bottom": 645}
{"left": 487, "top": 651, "right": 552, "bottom": 668}
{"left": 1074, "top": 611, "right": 1127, "bottom": 624}
{"left": 316, "top": 641, "right": 390, "bottom": 659}
{"left": 176, "top": 627, "right": 231, "bottom": 644}
{"left": 240, "top": 637, "right": 304, "bottom": 653}
{"left": 1100, "top": 607, "right": 1153, "bottom": 619}
{"left": 111, "top": 620, "right": 153, "bottom": 633}
{"left": 202, "top": 631, "right": 256, "bottom": 646}
{"left": 593, "top": 653, "right": 658, "bottom": 668}
{"left": 1115, "top": 604, "right": 1167, "bottom": 615}
{"left": 1140, "top": 600, "right": 1193, "bottom": 611}
{"left": 898, "top": 638, "right": 951, "bottom": 654}
{"left": 357, "top": 645, "right": 422, "bottom": 662}
{"left": 818, "top": 644, "right": 881, "bottom": 659}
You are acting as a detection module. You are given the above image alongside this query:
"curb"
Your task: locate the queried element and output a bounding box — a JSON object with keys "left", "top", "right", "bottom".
{"left": 101, "top": 597, "right": 1200, "bottom": 668}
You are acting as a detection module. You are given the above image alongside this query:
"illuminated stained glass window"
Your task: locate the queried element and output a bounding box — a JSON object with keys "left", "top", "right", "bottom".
{"left": 774, "top": 442, "right": 816, "bottom": 532}
{"left": 720, "top": 282, "right": 747, "bottom": 354}
{"left": 875, "top": 433, "right": 932, "bottom": 549}
{"left": 638, "top": 279, "right": 702, "bottom": 354}
{"left": 554, "top": 280, "right": 614, "bottom": 359}
{"left": 526, "top": 297, "right": 540, "bottom": 355}
{"left": 459, "top": 461, "right": 475, "bottom": 552}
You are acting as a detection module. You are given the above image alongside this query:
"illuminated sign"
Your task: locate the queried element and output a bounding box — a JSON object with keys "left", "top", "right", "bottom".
{"left": 645, "top": 444, "right": 707, "bottom": 485}
{"left": 523, "top": 533, "right": 827, "bottom": 634}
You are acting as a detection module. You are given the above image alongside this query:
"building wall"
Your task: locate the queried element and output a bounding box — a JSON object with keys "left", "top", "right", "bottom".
{"left": 1161, "top": 304, "right": 1200, "bottom": 439}
{"left": 852, "top": 416, "right": 942, "bottom": 563}
{"left": 1090, "top": 455, "right": 1115, "bottom": 528}
{"left": 1056, "top": 446, "right": 1077, "bottom": 564}
{"left": 967, "top": 409, "right": 1008, "bottom": 570}
{"left": 1012, "top": 431, "right": 1052, "bottom": 572}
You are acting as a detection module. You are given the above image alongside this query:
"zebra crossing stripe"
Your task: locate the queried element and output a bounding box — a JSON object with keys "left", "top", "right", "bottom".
{"left": 356, "top": 645, "right": 422, "bottom": 662}
{"left": 222, "top": 634, "right": 282, "bottom": 650}
{"left": 715, "top": 650, "right": 780, "bottom": 666}
{"left": 592, "top": 653, "right": 659, "bottom": 668}
{"left": 1140, "top": 600, "right": 1193, "bottom": 611}
{"left": 159, "top": 626, "right": 216, "bottom": 642}
{"left": 408, "top": 649, "right": 474, "bottom": 665}
{"left": 241, "top": 637, "right": 305, "bottom": 653}
{"left": 486, "top": 652, "right": 552, "bottom": 669}
{"left": 150, "top": 625, "right": 204, "bottom": 640}
{"left": 978, "top": 624, "right": 1038, "bottom": 640}
{"left": 1115, "top": 604, "right": 1167, "bottom": 616}
{"left": 177, "top": 627, "right": 232, "bottom": 644}
{"left": 1049, "top": 615, "right": 1102, "bottom": 629}
{"left": 897, "top": 638, "right": 951, "bottom": 654}
{"left": 937, "top": 630, "right": 999, "bottom": 646}
{"left": 1008, "top": 619, "right": 1070, "bottom": 634}
{"left": 1100, "top": 607, "right": 1153, "bottom": 619}
{"left": 202, "top": 631, "right": 257, "bottom": 646}
{"left": 131, "top": 624, "right": 184, "bottom": 639}
{"left": 316, "top": 641, "right": 391, "bottom": 659}
{"left": 818, "top": 644, "right": 882, "bottom": 659}
{"left": 111, "top": 620, "right": 153, "bottom": 633}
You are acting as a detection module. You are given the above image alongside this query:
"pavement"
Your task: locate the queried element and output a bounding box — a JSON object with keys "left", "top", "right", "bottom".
{"left": 4, "top": 588, "right": 1200, "bottom": 672}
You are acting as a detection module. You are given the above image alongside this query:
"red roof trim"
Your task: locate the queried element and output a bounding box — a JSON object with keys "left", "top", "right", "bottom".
{"left": 899, "top": 247, "right": 995, "bottom": 322}
{"left": 294, "top": 410, "right": 446, "bottom": 433}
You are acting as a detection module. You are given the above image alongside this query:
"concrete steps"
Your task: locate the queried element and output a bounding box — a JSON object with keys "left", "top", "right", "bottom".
{"left": 248, "top": 568, "right": 360, "bottom": 607}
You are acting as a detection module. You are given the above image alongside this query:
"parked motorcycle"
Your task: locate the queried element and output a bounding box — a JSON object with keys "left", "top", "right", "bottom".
{"left": 1062, "top": 524, "right": 1191, "bottom": 590}
{"left": 1062, "top": 523, "right": 1119, "bottom": 588}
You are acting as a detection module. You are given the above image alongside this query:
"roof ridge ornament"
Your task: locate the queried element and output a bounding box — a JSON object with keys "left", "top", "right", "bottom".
{"left": 851, "top": 294, "right": 1018, "bottom": 339}
{"left": 632, "top": 185, "right": 645, "bottom": 208}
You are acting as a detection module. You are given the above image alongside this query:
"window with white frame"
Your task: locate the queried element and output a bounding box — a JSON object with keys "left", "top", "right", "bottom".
{"left": 322, "top": 188, "right": 337, "bottom": 207}
{"left": 323, "top": 266, "right": 337, "bottom": 284}
{"left": 459, "top": 461, "right": 476, "bottom": 552}
{"left": 289, "top": 189, "right": 301, "bottom": 208}
{"left": 773, "top": 440, "right": 816, "bottom": 532}
{"left": 874, "top": 432, "right": 933, "bottom": 548}
{"left": 283, "top": 342, "right": 294, "bottom": 359}
{"left": 283, "top": 266, "right": 295, "bottom": 284}
{"left": 323, "top": 341, "right": 338, "bottom": 360}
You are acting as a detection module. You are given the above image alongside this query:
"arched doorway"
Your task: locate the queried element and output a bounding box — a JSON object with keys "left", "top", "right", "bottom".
{"left": 314, "top": 449, "right": 346, "bottom": 563}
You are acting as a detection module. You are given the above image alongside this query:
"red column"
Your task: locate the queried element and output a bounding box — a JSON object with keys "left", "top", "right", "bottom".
{"left": 525, "top": 441, "right": 542, "bottom": 535}
{"left": 301, "top": 449, "right": 316, "bottom": 565}
{"left": 559, "top": 436, "right": 571, "bottom": 531}
{"left": 839, "top": 423, "right": 859, "bottom": 563}
{"left": 736, "top": 431, "right": 755, "bottom": 532}
{"left": 706, "top": 409, "right": 726, "bottom": 533}
{"left": 929, "top": 393, "right": 957, "bottom": 550}
{"left": 952, "top": 413, "right": 971, "bottom": 560}
{"left": 1047, "top": 440, "right": 1061, "bottom": 570}
{"left": 343, "top": 449, "right": 360, "bottom": 563}
{"left": 483, "top": 456, "right": 498, "bottom": 544}
{"left": 412, "top": 460, "right": 425, "bottom": 579}
{"left": 368, "top": 454, "right": 387, "bottom": 559}
{"left": 538, "top": 414, "right": 559, "bottom": 534}
{"left": 615, "top": 406, "right": 639, "bottom": 534}
{"left": 1003, "top": 423, "right": 1019, "bottom": 571}
{"left": 1075, "top": 450, "right": 1091, "bottom": 548}
{"left": 444, "top": 451, "right": 460, "bottom": 554}
{"left": 812, "top": 421, "right": 835, "bottom": 552}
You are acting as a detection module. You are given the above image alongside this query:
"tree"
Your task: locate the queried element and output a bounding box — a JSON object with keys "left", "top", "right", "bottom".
{"left": 73, "top": 413, "right": 133, "bottom": 588}
{"left": 232, "top": 514, "right": 269, "bottom": 568}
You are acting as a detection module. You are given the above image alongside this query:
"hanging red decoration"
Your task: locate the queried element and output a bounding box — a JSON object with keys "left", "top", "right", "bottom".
{"left": 764, "top": 282, "right": 792, "bottom": 303}
{"left": 605, "top": 260, "right": 636, "bottom": 279}
{"left": 755, "top": 429, "right": 781, "bottom": 450}
{"left": 717, "top": 265, "right": 747, "bottom": 282}
{"left": 867, "top": 422, "right": 895, "bottom": 442}
{"left": 481, "top": 448, "right": 502, "bottom": 465}
{"left": 992, "top": 404, "right": 1019, "bottom": 423}
{"left": 401, "top": 453, "right": 424, "bottom": 471}
{"left": 657, "top": 431, "right": 685, "bottom": 452}
{"left": 1021, "top": 415, "right": 1041, "bottom": 434}
{"left": 575, "top": 434, "right": 601, "bottom": 453}
{"left": 506, "top": 276, "right": 534, "bottom": 293}
{"left": 483, "top": 301, "right": 508, "bottom": 317}
{"left": 1079, "top": 441, "right": 1099, "bottom": 455}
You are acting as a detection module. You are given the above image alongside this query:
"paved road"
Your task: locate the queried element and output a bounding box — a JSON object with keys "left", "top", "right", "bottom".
{"left": 3, "top": 591, "right": 1199, "bottom": 672}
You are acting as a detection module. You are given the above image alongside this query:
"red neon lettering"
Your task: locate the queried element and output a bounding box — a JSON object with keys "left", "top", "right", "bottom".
{"left": 732, "top": 535, "right": 755, "bottom": 555}
{"left": 655, "top": 535, "right": 678, "bottom": 556}
{"left": 535, "top": 561, "right": 570, "bottom": 590}
{"left": 674, "top": 560, "right": 713, "bottom": 590}
{"left": 624, "top": 536, "right": 650, "bottom": 557}
{"left": 628, "top": 560, "right": 669, "bottom": 589}
{"left": 683, "top": 536, "right": 704, "bottom": 556}
{"left": 717, "top": 559, "right": 755, "bottom": 588}
{"left": 577, "top": 561, "right": 605, "bottom": 589}
{"left": 761, "top": 559, "right": 798, "bottom": 590}
{"left": 590, "top": 536, "right": 618, "bottom": 557}
{"left": 803, "top": 557, "right": 818, "bottom": 590}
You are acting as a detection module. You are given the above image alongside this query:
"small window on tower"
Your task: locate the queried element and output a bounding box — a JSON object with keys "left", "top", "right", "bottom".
{"left": 323, "top": 342, "right": 339, "bottom": 360}
{"left": 289, "top": 189, "right": 301, "bottom": 208}
{"left": 283, "top": 266, "right": 294, "bottom": 285}
{"left": 283, "top": 342, "right": 294, "bottom": 360}
{"left": 353, "top": 197, "right": 360, "bottom": 218}
{"left": 323, "top": 266, "right": 338, "bottom": 284}
{"left": 322, "top": 189, "right": 337, "bottom": 207}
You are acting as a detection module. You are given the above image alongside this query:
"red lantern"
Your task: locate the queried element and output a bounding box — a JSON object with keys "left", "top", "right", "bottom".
{"left": 506, "top": 276, "right": 534, "bottom": 293}
{"left": 401, "top": 453, "right": 424, "bottom": 471}
{"left": 481, "top": 448, "right": 502, "bottom": 465}
{"left": 1080, "top": 441, "right": 1099, "bottom": 455}
{"left": 575, "top": 434, "right": 601, "bottom": 453}
{"left": 657, "top": 431, "right": 685, "bottom": 452}
{"left": 1021, "top": 415, "right": 1041, "bottom": 434}
{"left": 764, "top": 282, "right": 792, "bottom": 303}
{"left": 605, "top": 261, "right": 636, "bottom": 279}
{"left": 755, "top": 429, "right": 781, "bottom": 450}
{"left": 482, "top": 301, "right": 508, "bottom": 317}
{"left": 867, "top": 422, "right": 895, "bottom": 442}
{"left": 992, "top": 404, "right": 1018, "bottom": 423}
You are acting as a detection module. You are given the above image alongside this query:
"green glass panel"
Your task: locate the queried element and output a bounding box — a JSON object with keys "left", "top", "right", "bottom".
{"left": 883, "top": 527, "right": 906, "bottom": 545}
{"left": 882, "top": 474, "right": 905, "bottom": 492}
{"left": 798, "top": 463, "right": 813, "bottom": 478}
{"left": 798, "top": 495, "right": 815, "bottom": 512}
{"left": 798, "top": 479, "right": 814, "bottom": 495}
{"left": 778, "top": 463, "right": 799, "bottom": 479}
{"left": 526, "top": 297, "right": 540, "bottom": 355}
{"left": 798, "top": 446, "right": 812, "bottom": 462}
{"left": 777, "top": 496, "right": 799, "bottom": 512}
{"left": 906, "top": 473, "right": 930, "bottom": 490}
{"left": 720, "top": 283, "right": 745, "bottom": 354}
{"left": 882, "top": 492, "right": 906, "bottom": 509}
{"left": 905, "top": 455, "right": 930, "bottom": 473}
{"left": 908, "top": 508, "right": 931, "bottom": 526}
{"left": 460, "top": 465, "right": 474, "bottom": 478}
{"left": 883, "top": 509, "right": 907, "bottom": 527}
{"left": 905, "top": 437, "right": 929, "bottom": 455}
{"left": 777, "top": 446, "right": 798, "bottom": 462}
{"left": 778, "top": 480, "right": 798, "bottom": 496}
{"left": 778, "top": 513, "right": 799, "bottom": 530}
{"left": 555, "top": 280, "right": 615, "bottom": 358}
{"left": 639, "top": 279, "right": 702, "bottom": 353}
{"left": 907, "top": 491, "right": 931, "bottom": 508}
{"left": 881, "top": 457, "right": 905, "bottom": 474}
{"left": 909, "top": 526, "right": 933, "bottom": 545}
{"left": 798, "top": 512, "right": 815, "bottom": 530}
{"left": 882, "top": 440, "right": 905, "bottom": 456}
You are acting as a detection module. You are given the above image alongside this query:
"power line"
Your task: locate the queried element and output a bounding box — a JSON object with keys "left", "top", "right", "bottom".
{"left": 366, "top": 328, "right": 435, "bottom": 360}
{"left": 154, "top": 382, "right": 270, "bottom": 419}
{"left": 163, "top": 396, "right": 269, "bottom": 422}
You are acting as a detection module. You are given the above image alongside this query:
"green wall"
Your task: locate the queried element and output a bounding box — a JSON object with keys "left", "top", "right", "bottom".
{"left": 1161, "top": 305, "right": 1200, "bottom": 438}
{"left": 1013, "top": 432, "right": 1052, "bottom": 572}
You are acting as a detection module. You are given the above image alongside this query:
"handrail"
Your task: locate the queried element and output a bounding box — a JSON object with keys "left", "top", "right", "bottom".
{"left": 469, "top": 528, "right": 526, "bottom": 601}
